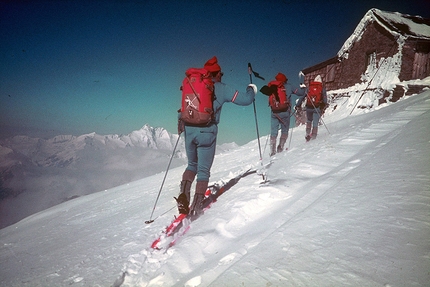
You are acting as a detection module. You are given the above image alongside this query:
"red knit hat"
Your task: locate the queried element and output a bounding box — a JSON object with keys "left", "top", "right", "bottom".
{"left": 275, "top": 72, "right": 288, "bottom": 83}
{"left": 204, "top": 56, "right": 221, "bottom": 72}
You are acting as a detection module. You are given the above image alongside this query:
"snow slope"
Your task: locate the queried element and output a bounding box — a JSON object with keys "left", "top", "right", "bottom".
{"left": 0, "top": 91, "right": 429, "bottom": 286}
{"left": 0, "top": 125, "right": 188, "bottom": 229}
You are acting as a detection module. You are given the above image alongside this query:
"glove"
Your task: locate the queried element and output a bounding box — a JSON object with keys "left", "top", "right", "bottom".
{"left": 270, "top": 85, "right": 278, "bottom": 95}
{"left": 259, "top": 85, "right": 272, "bottom": 96}
{"left": 247, "top": 84, "right": 257, "bottom": 95}
{"left": 178, "top": 119, "right": 184, "bottom": 135}
{"left": 300, "top": 83, "right": 306, "bottom": 88}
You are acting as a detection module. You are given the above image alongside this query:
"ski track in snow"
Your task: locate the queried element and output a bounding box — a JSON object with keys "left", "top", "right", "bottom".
{"left": 198, "top": 99, "right": 429, "bottom": 286}
{"left": 120, "top": 92, "right": 430, "bottom": 286}
{"left": 206, "top": 103, "right": 430, "bottom": 286}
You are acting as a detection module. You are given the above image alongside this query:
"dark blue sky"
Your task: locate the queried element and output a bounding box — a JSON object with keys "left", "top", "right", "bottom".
{"left": 1, "top": 0, "right": 429, "bottom": 144}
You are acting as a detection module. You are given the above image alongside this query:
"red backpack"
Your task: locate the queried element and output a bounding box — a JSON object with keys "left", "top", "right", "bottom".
{"left": 180, "top": 68, "right": 215, "bottom": 125}
{"left": 268, "top": 80, "right": 290, "bottom": 112}
{"left": 307, "top": 81, "right": 323, "bottom": 107}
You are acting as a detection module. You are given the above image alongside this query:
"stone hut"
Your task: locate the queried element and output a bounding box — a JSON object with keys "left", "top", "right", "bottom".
{"left": 302, "top": 8, "right": 430, "bottom": 104}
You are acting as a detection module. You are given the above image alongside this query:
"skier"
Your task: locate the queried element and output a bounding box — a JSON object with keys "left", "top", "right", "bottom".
{"left": 176, "top": 56, "right": 257, "bottom": 217}
{"left": 262, "top": 73, "right": 305, "bottom": 156}
{"left": 296, "top": 75, "right": 327, "bottom": 141}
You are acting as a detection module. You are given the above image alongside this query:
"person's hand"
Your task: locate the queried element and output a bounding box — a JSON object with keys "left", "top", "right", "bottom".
{"left": 247, "top": 84, "right": 257, "bottom": 95}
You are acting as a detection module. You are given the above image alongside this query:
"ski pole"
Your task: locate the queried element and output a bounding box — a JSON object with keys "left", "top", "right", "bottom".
{"left": 145, "top": 134, "right": 181, "bottom": 224}
{"left": 273, "top": 113, "right": 288, "bottom": 128}
{"left": 248, "top": 63, "right": 267, "bottom": 181}
{"left": 263, "top": 133, "right": 270, "bottom": 156}
{"left": 248, "top": 63, "right": 263, "bottom": 161}
{"left": 288, "top": 110, "right": 295, "bottom": 149}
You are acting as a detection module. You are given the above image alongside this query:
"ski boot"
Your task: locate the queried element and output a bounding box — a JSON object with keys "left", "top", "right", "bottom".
{"left": 305, "top": 122, "right": 312, "bottom": 142}
{"left": 189, "top": 181, "right": 208, "bottom": 218}
{"left": 175, "top": 180, "right": 191, "bottom": 214}
{"left": 189, "top": 193, "right": 205, "bottom": 218}
{"left": 277, "top": 134, "right": 288, "bottom": 152}
{"left": 270, "top": 136, "right": 277, "bottom": 156}
{"left": 311, "top": 127, "right": 318, "bottom": 140}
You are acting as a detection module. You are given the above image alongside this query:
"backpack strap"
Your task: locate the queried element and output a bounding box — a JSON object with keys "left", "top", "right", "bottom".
{"left": 185, "top": 76, "right": 201, "bottom": 103}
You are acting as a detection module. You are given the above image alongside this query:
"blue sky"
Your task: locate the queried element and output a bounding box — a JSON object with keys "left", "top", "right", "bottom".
{"left": 1, "top": 0, "right": 429, "bottom": 145}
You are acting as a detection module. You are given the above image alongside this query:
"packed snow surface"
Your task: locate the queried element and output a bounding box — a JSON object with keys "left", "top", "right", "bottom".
{"left": 1, "top": 90, "right": 429, "bottom": 286}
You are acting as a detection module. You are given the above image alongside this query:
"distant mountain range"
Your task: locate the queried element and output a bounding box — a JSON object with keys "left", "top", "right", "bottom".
{"left": 0, "top": 125, "right": 185, "bottom": 228}
{"left": 0, "top": 124, "right": 239, "bottom": 229}
{"left": 0, "top": 124, "right": 184, "bottom": 169}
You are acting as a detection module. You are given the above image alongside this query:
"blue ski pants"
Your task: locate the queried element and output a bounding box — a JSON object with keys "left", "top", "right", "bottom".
{"left": 271, "top": 110, "right": 290, "bottom": 137}
{"left": 306, "top": 107, "right": 321, "bottom": 127}
{"left": 184, "top": 124, "right": 218, "bottom": 182}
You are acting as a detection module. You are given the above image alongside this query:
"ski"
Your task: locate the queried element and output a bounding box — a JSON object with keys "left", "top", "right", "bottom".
{"left": 150, "top": 191, "right": 210, "bottom": 250}
{"left": 150, "top": 168, "right": 256, "bottom": 250}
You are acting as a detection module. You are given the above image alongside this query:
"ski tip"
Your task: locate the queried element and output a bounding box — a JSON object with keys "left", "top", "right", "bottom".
{"left": 150, "top": 239, "right": 161, "bottom": 249}
{"left": 145, "top": 220, "right": 154, "bottom": 224}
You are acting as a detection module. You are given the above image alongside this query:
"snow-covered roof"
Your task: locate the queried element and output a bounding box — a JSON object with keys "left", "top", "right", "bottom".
{"left": 338, "top": 8, "right": 430, "bottom": 58}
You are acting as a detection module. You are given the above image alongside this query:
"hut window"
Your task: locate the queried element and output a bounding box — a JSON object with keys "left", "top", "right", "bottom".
{"left": 412, "top": 51, "right": 429, "bottom": 79}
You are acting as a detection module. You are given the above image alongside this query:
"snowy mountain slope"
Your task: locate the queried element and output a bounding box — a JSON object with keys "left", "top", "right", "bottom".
{"left": 0, "top": 124, "right": 239, "bottom": 229}
{"left": 121, "top": 91, "right": 430, "bottom": 287}
{"left": 0, "top": 91, "right": 429, "bottom": 287}
{"left": 192, "top": 95, "right": 430, "bottom": 287}
{"left": 0, "top": 125, "right": 188, "bottom": 229}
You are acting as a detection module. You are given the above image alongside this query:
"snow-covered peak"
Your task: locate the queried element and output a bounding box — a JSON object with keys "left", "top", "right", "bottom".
{"left": 0, "top": 125, "right": 181, "bottom": 169}
{"left": 121, "top": 125, "right": 177, "bottom": 150}
{"left": 49, "top": 134, "right": 75, "bottom": 143}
